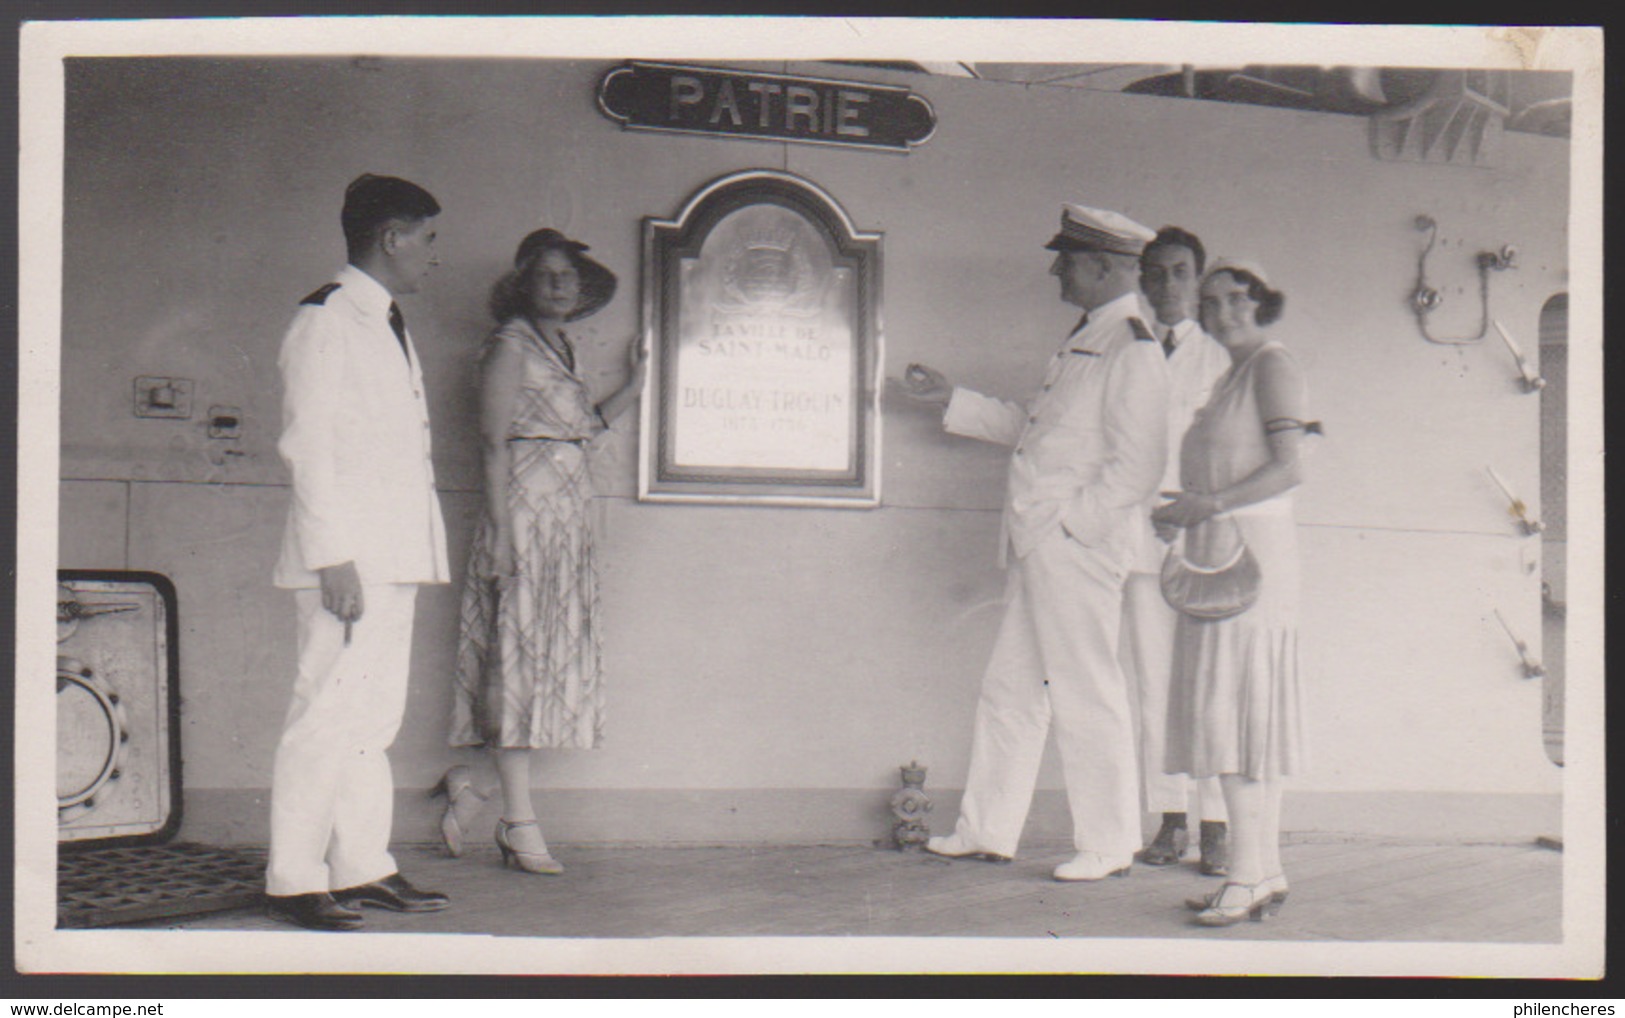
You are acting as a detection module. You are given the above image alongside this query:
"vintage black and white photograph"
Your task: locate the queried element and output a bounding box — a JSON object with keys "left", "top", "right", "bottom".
{"left": 15, "top": 16, "right": 1603, "bottom": 978}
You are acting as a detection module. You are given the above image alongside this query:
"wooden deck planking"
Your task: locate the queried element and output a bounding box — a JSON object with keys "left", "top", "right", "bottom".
{"left": 1352, "top": 846, "right": 1562, "bottom": 943}
{"left": 646, "top": 847, "right": 912, "bottom": 914}
{"left": 135, "top": 839, "right": 1561, "bottom": 946}
{"left": 1285, "top": 844, "right": 1549, "bottom": 940}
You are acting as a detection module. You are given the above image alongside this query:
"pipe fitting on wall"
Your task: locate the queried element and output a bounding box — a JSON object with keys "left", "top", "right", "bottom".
{"left": 1478, "top": 245, "right": 1518, "bottom": 271}
{"left": 1408, "top": 215, "right": 1516, "bottom": 345}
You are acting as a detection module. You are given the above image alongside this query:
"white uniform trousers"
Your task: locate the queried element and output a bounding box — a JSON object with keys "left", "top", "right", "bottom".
{"left": 951, "top": 529, "right": 1140, "bottom": 859}
{"left": 266, "top": 583, "right": 419, "bottom": 896}
{"left": 1120, "top": 572, "right": 1226, "bottom": 821}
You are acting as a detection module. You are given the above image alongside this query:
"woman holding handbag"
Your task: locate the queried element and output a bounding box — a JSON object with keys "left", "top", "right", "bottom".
{"left": 437, "top": 228, "right": 645, "bottom": 875}
{"left": 1151, "top": 258, "right": 1317, "bottom": 927}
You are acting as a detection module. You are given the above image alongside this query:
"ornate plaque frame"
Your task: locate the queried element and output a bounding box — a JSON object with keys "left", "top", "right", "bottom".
{"left": 638, "top": 170, "right": 883, "bottom": 506}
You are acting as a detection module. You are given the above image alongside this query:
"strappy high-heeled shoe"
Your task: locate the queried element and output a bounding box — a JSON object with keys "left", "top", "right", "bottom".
{"left": 429, "top": 765, "right": 489, "bottom": 858}
{"left": 1186, "top": 873, "right": 1288, "bottom": 915}
{"left": 495, "top": 818, "right": 564, "bottom": 875}
{"left": 1263, "top": 873, "right": 1289, "bottom": 915}
{"left": 1193, "top": 881, "right": 1273, "bottom": 926}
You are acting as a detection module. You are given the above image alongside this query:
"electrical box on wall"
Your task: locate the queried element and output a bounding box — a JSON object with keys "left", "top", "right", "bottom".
{"left": 207, "top": 405, "right": 242, "bottom": 440}
{"left": 133, "top": 376, "right": 194, "bottom": 419}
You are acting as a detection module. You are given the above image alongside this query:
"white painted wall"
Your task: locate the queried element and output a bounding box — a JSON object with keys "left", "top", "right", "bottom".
{"left": 57, "top": 57, "right": 1567, "bottom": 842}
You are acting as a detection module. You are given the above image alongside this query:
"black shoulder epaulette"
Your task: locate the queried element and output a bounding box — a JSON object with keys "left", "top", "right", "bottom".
{"left": 300, "top": 283, "right": 341, "bottom": 306}
{"left": 1127, "top": 317, "right": 1156, "bottom": 341}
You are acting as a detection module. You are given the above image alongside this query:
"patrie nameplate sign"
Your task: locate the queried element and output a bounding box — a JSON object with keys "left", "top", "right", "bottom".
{"left": 597, "top": 61, "right": 937, "bottom": 152}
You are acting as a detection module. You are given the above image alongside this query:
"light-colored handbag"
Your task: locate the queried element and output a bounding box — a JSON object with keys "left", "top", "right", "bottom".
{"left": 1159, "top": 515, "right": 1261, "bottom": 621}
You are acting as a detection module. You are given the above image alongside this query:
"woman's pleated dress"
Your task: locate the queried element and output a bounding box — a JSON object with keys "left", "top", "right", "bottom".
{"left": 1164, "top": 341, "right": 1307, "bottom": 780}
{"left": 452, "top": 317, "right": 606, "bottom": 750}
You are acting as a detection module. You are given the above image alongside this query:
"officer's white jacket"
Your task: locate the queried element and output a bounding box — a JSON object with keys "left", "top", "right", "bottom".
{"left": 943, "top": 291, "right": 1170, "bottom": 570}
{"left": 272, "top": 264, "right": 451, "bottom": 589}
{"left": 1133, "top": 316, "right": 1231, "bottom": 573}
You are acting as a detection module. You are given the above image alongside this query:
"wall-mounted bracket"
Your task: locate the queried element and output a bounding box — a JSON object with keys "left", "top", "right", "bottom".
{"left": 1492, "top": 319, "right": 1546, "bottom": 393}
{"left": 1485, "top": 465, "right": 1543, "bottom": 536}
{"left": 1493, "top": 608, "right": 1544, "bottom": 680}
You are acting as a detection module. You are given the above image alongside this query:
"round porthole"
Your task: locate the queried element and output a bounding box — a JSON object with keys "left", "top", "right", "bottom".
{"left": 57, "top": 656, "right": 128, "bottom": 823}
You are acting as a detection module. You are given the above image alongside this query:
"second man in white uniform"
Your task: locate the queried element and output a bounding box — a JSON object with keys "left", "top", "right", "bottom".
{"left": 1123, "top": 226, "right": 1234, "bottom": 874}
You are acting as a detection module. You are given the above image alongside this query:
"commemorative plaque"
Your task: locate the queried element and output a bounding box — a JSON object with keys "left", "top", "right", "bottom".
{"left": 639, "top": 170, "right": 882, "bottom": 506}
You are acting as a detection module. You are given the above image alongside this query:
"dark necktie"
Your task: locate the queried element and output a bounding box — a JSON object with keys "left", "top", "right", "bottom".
{"left": 387, "top": 302, "right": 409, "bottom": 360}
{"left": 1071, "top": 311, "right": 1090, "bottom": 335}
{"left": 1162, "top": 328, "right": 1177, "bottom": 359}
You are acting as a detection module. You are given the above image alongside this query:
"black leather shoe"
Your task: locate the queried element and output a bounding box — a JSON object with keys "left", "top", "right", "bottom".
{"left": 1138, "top": 815, "right": 1189, "bottom": 866}
{"left": 266, "top": 892, "right": 365, "bottom": 931}
{"left": 334, "top": 872, "right": 450, "bottom": 913}
{"left": 1198, "top": 820, "right": 1229, "bottom": 876}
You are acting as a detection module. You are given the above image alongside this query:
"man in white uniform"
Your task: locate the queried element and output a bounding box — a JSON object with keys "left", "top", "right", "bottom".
{"left": 901, "top": 204, "right": 1170, "bottom": 881}
{"left": 1124, "top": 226, "right": 1234, "bottom": 875}
{"left": 265, "top": 174, "right": 452, "bottom": 930}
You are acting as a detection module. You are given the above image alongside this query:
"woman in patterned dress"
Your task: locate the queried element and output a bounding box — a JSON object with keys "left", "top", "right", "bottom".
{"left": 437, "top": 228, "right": 644, "bottom": 874}
{"left": 1152, "top": 258, "right": 1316, "bottom": 925}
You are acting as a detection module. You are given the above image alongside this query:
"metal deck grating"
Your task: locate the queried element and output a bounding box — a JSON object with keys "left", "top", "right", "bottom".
{"left": 58, "top": 842, "right": 266, "bottom": 928}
